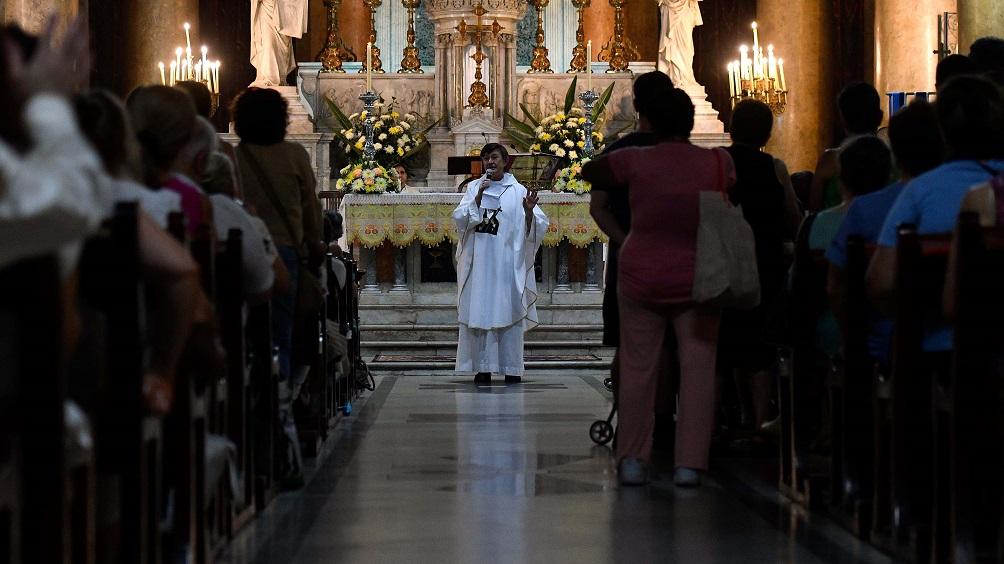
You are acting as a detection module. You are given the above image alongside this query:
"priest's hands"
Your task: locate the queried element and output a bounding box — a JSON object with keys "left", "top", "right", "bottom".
{"left": 523, "top": 190, "right": 539, "bottom": 215}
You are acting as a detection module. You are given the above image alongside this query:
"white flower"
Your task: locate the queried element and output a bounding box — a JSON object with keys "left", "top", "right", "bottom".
{"left": 374, "top": 143, "right": 383, "bottom": 150}
{"left": 563, "top": 139, "right": 574, "bottom": 148}
{"left": 344, "top": 131, "right": 355, "bottom": 140}
{"left": 378, "top": 133, "right": 388, "bottom": 140}
{"left": 385, "top": 146, "right": 394, "bottom": 154}
{"left": 548, "top": 143, "right": 560, "bottom": 153}
{"left": 568, "top": 150, "right": 578, "bottom": 160}
{"left": 555, "top": 148, "right": 566, "bottom": 158}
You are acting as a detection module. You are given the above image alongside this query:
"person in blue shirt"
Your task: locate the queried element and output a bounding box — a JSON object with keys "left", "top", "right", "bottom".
{"left": 866, "top": 75, "right": 1004, "bottom": 352}
{"left": 827, "top": 101, "right": 945, "bottom": 364}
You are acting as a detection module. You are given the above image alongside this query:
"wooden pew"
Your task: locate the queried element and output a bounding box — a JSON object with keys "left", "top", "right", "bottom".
{"left": 216, "top": 230, "right": 256, "bottom": 530}
{"left": 247, "top": 302, "right": 281, "bottom": 511}
{"left": 0, "top": 256, "right": 64, "bottom": 563}
{"left": 945, "top": 213, "right": 1004, "bottom": 563}
{"left": 295, "top": 257, "right": 331, "bottom": 458}
{"left": 79, "top": 202, "right": 164, "bottom": 564}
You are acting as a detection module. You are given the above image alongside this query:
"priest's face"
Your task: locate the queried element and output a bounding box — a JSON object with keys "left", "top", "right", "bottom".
{"left": 482, "top": 150, "right": 506, "bottom": 180}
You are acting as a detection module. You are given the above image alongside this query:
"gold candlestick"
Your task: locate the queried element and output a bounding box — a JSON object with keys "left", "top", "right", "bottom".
{"left": 567, "top": 0, "right": 590, "bottom": 73}
{"left": 318, "top": 0, "right": 358, "bottom": 72}
{"left": 360, "top": 0, "right": 385, "bottom": 75}
{"left": 599, "top": 0, "right": 636, "bottom": 73}
{"left": 527, "top": 0, "right": 553, "bottom": 74}
{"left": 398, "top": 0, "right": 423, "bottom": 73}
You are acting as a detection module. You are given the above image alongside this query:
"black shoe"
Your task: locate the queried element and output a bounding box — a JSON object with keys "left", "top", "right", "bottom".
{"left": 474, "top": 372, "right": 491, "bottom": 384}
{"left": 504, "top": 375, "right": 521, "bottom": 384}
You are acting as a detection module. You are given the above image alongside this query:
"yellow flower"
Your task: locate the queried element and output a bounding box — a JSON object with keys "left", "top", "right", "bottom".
{"left": 578, "top": 117, "right": 586, "bottom": 124}
{"left": 397, "top": 147, "right": 405, "bottom": 156}
{"left": 354, "top": 139, "right": 365, "bottom": 150}
{"left": 391, "top": 111, "right": 400, "bottom": 119}
{"left": 576, "top": 140, "right": 585, "bottom": 148}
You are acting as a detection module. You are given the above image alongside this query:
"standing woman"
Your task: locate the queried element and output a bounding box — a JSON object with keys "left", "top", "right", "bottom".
{"left": 582, "top": 87, "right": 736, "bottom": 487}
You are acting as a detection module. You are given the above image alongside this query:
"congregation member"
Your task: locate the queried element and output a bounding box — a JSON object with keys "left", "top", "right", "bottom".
{"left": 232, "top": 86, "right": 323, "bottom": 486}
{"left": 175, "top": 79, "right": 244, "bottom": 198}
{"left": 452, "top": 143, "right": 549, "bottom": 384}
{"left": 808, "top": 82, "right": 884, "bottom": 212}
{"left": 867, "top": 75, "right": 1004, "bottom": 355}
{"left": 827, "top": 101, "right": 945, "bottom": 365}
{"left": 718, "top": 99, "right": 800, "bottom": 433}
{"left": 588, "top": 70, "right": 674, "bottom": 425}
{"left": 582, "top": 87, "right": 735, "bottom": 487}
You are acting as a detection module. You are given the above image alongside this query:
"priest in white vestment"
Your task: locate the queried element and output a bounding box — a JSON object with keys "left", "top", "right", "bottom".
{"left": 453, "top": 144, "right": 550, "bottom": 384}
{"left": 250, "top": 0, "right": 308, "bottom": 87}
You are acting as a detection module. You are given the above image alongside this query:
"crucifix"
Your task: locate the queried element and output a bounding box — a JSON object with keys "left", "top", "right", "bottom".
{"left": 456, "top": 1, "right": 502, "bottom": 110}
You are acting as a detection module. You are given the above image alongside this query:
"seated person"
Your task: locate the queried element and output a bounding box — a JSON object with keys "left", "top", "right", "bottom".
{"left": 827, "top": 101, "right": 944, "bottom": 364}
{"left": 867, "top": 75, "right": 1004, "bottom": 353}
{"left": 810, "top": 135, "right": 891, "bottom": 359}
{"left": 394, "top": 163, "right": 418, "bottom": 193}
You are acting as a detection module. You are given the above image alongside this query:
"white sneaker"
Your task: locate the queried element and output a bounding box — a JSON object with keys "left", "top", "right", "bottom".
{"left": 618, "top": 457, "right": 650, "bottom": 486}
{"left": 673, "top": 467, "right": 701, "bottom": 487}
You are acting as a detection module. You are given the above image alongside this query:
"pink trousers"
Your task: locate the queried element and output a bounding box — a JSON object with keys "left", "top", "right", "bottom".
{"left": 616, "top": 292, "right": 720, "bottom": 470}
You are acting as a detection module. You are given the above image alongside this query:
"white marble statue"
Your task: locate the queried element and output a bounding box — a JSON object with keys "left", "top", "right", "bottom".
{"left": 250, "top": 0, "right": 308, "bottom": 87}
{"left": 657, "top": 0, "right": 703, "bottom": 87}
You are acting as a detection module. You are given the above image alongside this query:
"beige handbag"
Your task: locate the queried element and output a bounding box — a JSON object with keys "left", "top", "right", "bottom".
{"left": 691, "top": 149, "right": 761, "bottom": 309}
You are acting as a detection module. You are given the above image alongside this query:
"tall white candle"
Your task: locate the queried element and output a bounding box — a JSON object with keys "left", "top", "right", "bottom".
{"left": 184, "top": 23, "right": 192, "bottom": 52}
{"left": 586, "top": 40, "right": 592, "bottom": 91}
{"left": 768, "top": 44, "right": 777, "bottom": 80}
{"left": 201, "top": 46, "right": 208, "bottom": 71}
{"left": 733, "top": 60, "right": 741, "bottom": 94}
{"left": 740, "top": 46, "right": 749, "bottom": 80}
{"left": 366, "top": 42, "right": 372, "bottom": 90}
{"left": 169, "top": 61, "right": 177, "bottom": 85}
{"left": 751, "top": 22, "right": 759, "bottom": 54}
{"left": 778, "top": 59, "right": 786, "bottom": 91}
{"left": 727, "top": 63, "right": 735, "bottom": 99}
{"left": 159, "top": 62, "right": 166, "bottom": 85}
{"left": 214, "top": 62, "right": 221, "bottom": 94}
{"left": 175, "top": 47, "right": 183, "bottom": 77}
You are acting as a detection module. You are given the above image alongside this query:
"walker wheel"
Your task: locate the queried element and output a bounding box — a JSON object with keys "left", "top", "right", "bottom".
{"left": 590, "top": 420, "right": 614, "bottom": 445}
{"left": 603, "top": 378, "right": 614, "bottom": 392}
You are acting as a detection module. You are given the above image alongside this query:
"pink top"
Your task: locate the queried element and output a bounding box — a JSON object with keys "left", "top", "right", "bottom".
{"left": 163, "top": 174, "right": 207, "bottom": 237}
{"left": 607, "top": 143, "right": 736, "bottom": 304}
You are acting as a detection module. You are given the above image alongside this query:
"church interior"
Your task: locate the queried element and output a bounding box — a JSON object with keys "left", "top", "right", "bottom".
{"left": 2, "top": 0, "right": 1004, "bottom": 562}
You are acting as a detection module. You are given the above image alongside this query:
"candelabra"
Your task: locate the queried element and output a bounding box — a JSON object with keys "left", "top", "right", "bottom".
{"left": 527, "top": 0, "right": 553, "bottom": 73}
{"left": 598, "top": 0, "right": 637, "bottom": 73}
{"left": 360, "top": 0, "right": 385, "bottom": 75}
{"left": 567, "top": 0, "right": 590, "bottom": 73}
{"left": 727, "top": 22, "right": 787, "bottom": 115}
{"left": 579, "top": 89, "right": 599, "bottom": 157}
{"left": 359, "top": 90, "right": 379, "bottom": 162}
{"left": 398, "top": 0, "right": 424, "bottom": 73}
{"left": 318, "top": 0, "right": 357, "bottom": 72}
{"left": 157, "top": 22, "right": 221, "bottom": 115}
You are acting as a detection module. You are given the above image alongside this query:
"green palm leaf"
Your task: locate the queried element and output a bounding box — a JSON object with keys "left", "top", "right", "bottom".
{"left": 518, "top": 103, "right": 541, "bottom": 127}
{"left": 324, "top": 97, "right": 354, "bottom": 131}
{"left": 591, "top": 83, "right": 615, "bottom": 122}
{"left": 563, "top": 75, "right": 578, "bottom": 115}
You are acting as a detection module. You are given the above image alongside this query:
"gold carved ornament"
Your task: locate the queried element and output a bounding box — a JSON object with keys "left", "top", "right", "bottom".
{"left": 567, "top": 0, "right": 590, "bottom": 73}
{"left": 360, "top": 0, "right": 386, "bottom": 75}
{"left": 318, "top": 0, "right": 358, "bottom": 72}
{"left": 527, "top": 0, "right": 553, "bottom": 73}
{"left": 398, "top": 0, "right": 424, "bottom": 73}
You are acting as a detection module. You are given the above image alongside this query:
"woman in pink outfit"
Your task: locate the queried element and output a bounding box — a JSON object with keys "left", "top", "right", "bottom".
{"left": 582, "top": 86, "right": 736, "bottom": 487}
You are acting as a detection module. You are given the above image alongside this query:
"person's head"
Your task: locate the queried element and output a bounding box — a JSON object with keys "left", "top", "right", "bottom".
{"left": 176, "top": 116, "right": 236, "bottom": 196}
{"left": 729, "top": 99, "right": 774, "bottom": 148}
{"left": 74, "top": 89, "right": 143, "bottom": 180}
{"left": 837, "top": 82, "right": 883, "bottom": 135}
{"left": 174, "top": 80, "right": 213, "bottom": 118}
{"left": 839, "top": 135, "right": 891, "bottom": 199}
{"left": 231, "top": 87, "right": 288, "bottom": 145}
{"left": 632, "top": 71, "right": 674, "bottom": 129}
{"left": 394, "top": 164, "right": 409, "bottom": 186}
{"left": 644, "top": 87, "right": 694, "bottom": 140}
{"left": 936, "top": 54, "right": 979, "bottom": 91}
{"left": 126, "top": 85, "right": 197, "bottom": 187}
{"left": 480, "top": 143, "right": 508, "bottom": 179}
{"left": 887, "top": 101, "right": 945, "bottom": 180}
{"left": 969, "top": 36, "right": 1004, "bottom": 87}
{"left": 936, "top": 74, "right": 1004, "bottom": 161}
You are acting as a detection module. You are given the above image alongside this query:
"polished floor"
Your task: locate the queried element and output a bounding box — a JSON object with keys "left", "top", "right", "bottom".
{"left": 218, "top": 375, "right": 895, "bottom": 564}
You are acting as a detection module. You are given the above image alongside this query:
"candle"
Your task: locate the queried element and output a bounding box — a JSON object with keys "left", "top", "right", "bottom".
{"left": 214, "top": 61, "right": 220, "bottom": 94}
{"left": 175, "top": 47, "right": 183, "bottom": 77}
{"left": 169, "top": 61, "right": 177, "bottom": 85}
{"left": 751, "top": 21, "right": 759, "bottom": 54}
{"left": 739, "top": 46, "right": 748, "bottom": 80}
{"left": 732, "top": 60, "right": 740, "bottom": 94}
{"left": 727, "top": 63, "right": 735, "bottom": 99}
{"left": 366, "top": 42, "right": 372, "bottom": 90}
{"left": 767, "top": 44, "right": 777, "bottom": 82}
{"left": 201, "top": 46, "right": 208, "bottom": 72}
{"left": 184, "top": 22, "right": 192, "bottom": 52}
{"left": 778, "top": 58, "right": 786, "bottom": 91}
{"left": 586, "top": 40, "right": 592, "bottom": 91}
{"left": 159, "top": 62, "right": 166, "bottom": 85}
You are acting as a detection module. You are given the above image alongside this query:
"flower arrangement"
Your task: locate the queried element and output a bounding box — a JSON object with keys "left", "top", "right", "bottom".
{"left": 505, "top": 75, "right": 618, "bottom": 161}
{"left": 552, "top": 158, "right": 592, "bottom": 194}
{"left": 326, "top": 97, "right": 439, "bottom": 168}
{"left": 335, "top": 162, "right": 401, "bottom": 194}
{"left": 527, "top": 108, "right": 604, "bottom": 160}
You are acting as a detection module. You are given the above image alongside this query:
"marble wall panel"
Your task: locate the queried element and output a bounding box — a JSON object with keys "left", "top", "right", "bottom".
{"left": 874, "top": 0, "right": 956, "bottom": 97}
{"left": 958, "top": 0, "right": 1004, "bottom": 55}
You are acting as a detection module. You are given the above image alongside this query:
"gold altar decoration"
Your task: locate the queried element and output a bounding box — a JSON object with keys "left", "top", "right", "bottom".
{"left": 399, "top": 0, "right": 424, "bottom": 73}
{"left": 360, "top": 0, "right": 386, "bottom": 75}
{"left": 456, "top": 1, "right": 501, "bottom": 109}
{"left": 598, "top": 0, "right": 638, "bottom": 73}
{"left": 318, "top": 0, "right": 357, "bottom": 72}
{"left": 342, "top": 193, "right": 607, "bottom": 249}
{"left": 527, "top": 0, "right": 553, "bottom": 74}
{"left": 567, "top": 0, "right": 590, "bottom": 73}
{"left": 727, "top": 22, "right": 787, "bottom": 115}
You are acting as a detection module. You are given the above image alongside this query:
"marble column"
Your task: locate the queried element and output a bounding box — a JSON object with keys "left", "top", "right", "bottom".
{"left": 123, "top": 0, "right": 199, "bottom": 92}
{"left": 4, "top": 0, "right": 79, "bottom": 32}
{"left": 958, "top": 0, "right": 1004, "bottom": 55}
{"left": 554, "top": 241, "right": 572, "bottom": 293}
{"left": 757, "top": 0, "right": 836, "bottom": 173}
{"left": 543, "top": 0, "right": 567, "bottom": 72}
{"left": 391, "top": 246, "right": 409, "bottom": 292}
{"left": 874, "top": 0, "right": 956, "bottom": 99}
{"left": 360, "top": 247, "right": 381, "bottom": 293}
{"left": 584, "top": 241, "right": 602, "bottom": 291}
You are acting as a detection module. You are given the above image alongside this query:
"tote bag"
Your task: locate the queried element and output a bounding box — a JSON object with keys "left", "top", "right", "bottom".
{"left": 691, "top": 149, "right": 761, "bottom": 309}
